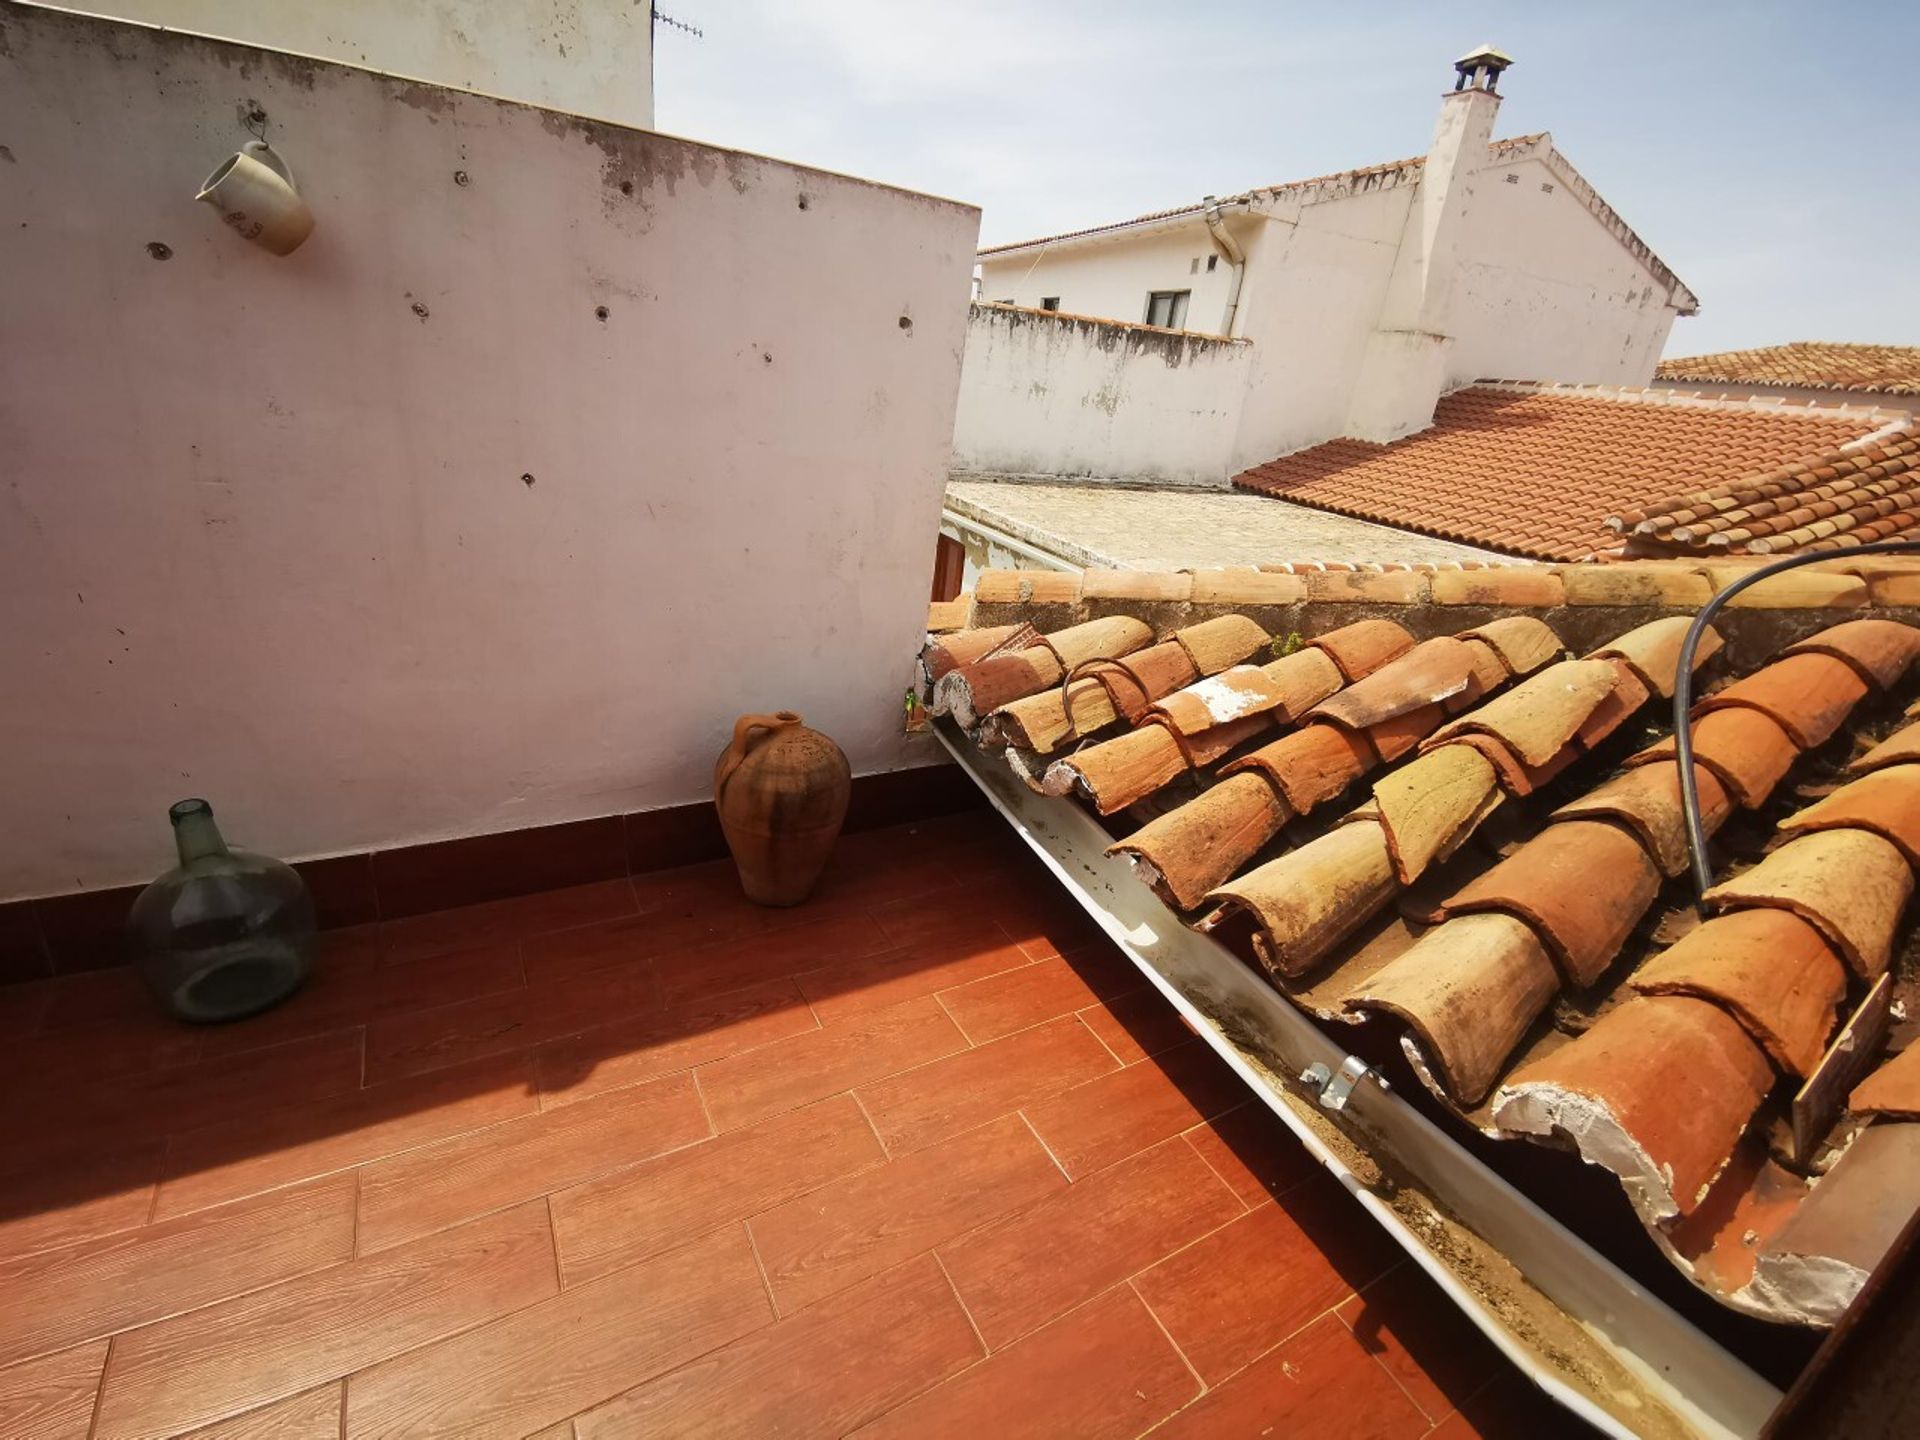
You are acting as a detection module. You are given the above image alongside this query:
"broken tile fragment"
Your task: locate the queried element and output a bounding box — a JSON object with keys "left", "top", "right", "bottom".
{"left": 1849, "top": 1044, "right": 1920, "bottom": 1119}
{"left": 1849, "top": 717, "right": 1920, "bottom": 775}
{"left": 1494, "top": 995, "right": 1775, "bottom": 1224}
{"left": 1705, "top": 829, "right": 1914, "bottom": 981}
{"left": 1631, "top": 910, "right": 1846, "bottom": 1077}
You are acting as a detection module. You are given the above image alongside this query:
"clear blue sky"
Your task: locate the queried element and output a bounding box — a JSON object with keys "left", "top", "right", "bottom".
{"left": 655, "top": 1, "right": 1919, "bottom": 357}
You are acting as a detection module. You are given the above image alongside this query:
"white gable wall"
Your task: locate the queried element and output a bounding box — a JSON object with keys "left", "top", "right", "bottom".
{"left": 1447, "top": 156, "right": 1681, "bottom": 388}
{"left": 978, "top": 221, "right": 1242, "bottom": 336}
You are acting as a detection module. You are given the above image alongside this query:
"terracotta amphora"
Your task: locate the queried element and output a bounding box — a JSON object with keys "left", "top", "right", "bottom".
{"left": 714, "top": 712, "right": 851, "bottom": 906}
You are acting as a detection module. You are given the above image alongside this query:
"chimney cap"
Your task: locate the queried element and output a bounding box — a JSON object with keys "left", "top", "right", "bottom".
{"left": 1453, "top": 44, "right": 1512, "bottom": 92}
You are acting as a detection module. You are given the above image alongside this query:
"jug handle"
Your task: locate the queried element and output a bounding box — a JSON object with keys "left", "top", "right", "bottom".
{"left": 716, "top": 712, "right": 802, "bottom": 794}
{"left": 244, "top": 140, "right": 298, "bottom": 191}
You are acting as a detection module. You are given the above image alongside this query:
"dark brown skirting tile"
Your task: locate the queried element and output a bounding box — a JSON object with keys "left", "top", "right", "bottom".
{"left": 843, "top": 762, "right": 984, "bottom": 835}
{"left": 294, "top": 853, "right": 381, "bottom": 929}
{"left": 624, "top": 801, "right": 729, "bottom": 877}
{"left": 372, "top": 816, "right": 628, "bottom": 920}
{"left": 34, "top": 884, "right": 146, "bottom": 974}
{"left": 0, "top": 900, "right": 53, "bottom": 985}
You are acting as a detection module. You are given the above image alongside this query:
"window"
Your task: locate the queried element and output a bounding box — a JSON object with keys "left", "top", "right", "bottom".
{"left": 1039, "top": 297, "right": 1060, "bottom": 311}
{"left": 1206, "top": 254, "right": 1219, "bottom": 273}
{"left": 1189, "top": 257, "right": 1201, "bottom": 275}
{"left": 1144, "top": 290, "right": 1190, "bottom": 329}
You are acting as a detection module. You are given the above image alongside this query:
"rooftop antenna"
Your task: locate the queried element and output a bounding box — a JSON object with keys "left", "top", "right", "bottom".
{"left": 651, "top": 5, "right": 703, "bottom": 39}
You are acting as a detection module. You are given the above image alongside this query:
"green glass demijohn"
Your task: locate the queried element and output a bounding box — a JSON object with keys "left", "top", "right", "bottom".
{"left": 127, "top": 799, "right": 316, "bottom": 1023}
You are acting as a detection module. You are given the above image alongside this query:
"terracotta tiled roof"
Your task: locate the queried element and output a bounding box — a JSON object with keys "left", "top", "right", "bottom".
{"left": 1657, "top": 342, "right": 1920, "bottom": 398}
{"left": 1233, "top": 385, "right": 1892, "bottom": 562}
{"left": 925, "top": 565, "right": 1920, "bottom": 1331}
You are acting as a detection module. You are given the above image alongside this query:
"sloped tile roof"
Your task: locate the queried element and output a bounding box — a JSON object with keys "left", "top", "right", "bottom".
{"left": 1657, "top": 342, "right": 1920, "bottom": 398}
{"left": 926, "top": 567, "right": 1920, "bottom": 1331}
{"left": 1233, "top": 385, "right": 1890, "bottom": 562}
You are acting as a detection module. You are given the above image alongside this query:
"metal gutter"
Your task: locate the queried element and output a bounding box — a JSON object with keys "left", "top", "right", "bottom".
{"left": 937, "top": 720, "right": 1781, "bottom": 1440}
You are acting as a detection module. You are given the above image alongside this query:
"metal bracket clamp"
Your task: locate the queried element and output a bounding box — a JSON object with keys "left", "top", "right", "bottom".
{"left": 1299, "top": 1055, "right": 1383, "bottom": 1112}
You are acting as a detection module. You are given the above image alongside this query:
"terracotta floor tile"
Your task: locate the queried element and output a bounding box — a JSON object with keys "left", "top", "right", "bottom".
{"left": 857, "top": 1015, "right": 1119, "bottom": 1154}
{"left": 533, "top": 979, "right": 817, "bottom": 1108}
{"left": 380, "top": 880, "right": 636, "bottom": 964}
{"left": 1337, "top": 1264, "right": 1507, "bottom": 1425}
{"left": 3, "top": 1011, "right": 203, "bottom": 1090}
{"left": 1134, "top": 1176, "right": 1400, "bottom": 1383}
{"left": 179, "top": 1383, "right": 342, "bottom": 1438}
{"left": 37, "top": 964, "right": 162, "bottom": 1030}
{"left": 358, "top": 1074, "right": 709, "bottom": 1252}
{"left": 364, "top": 958, "right": 659, "bottom": 1084}
{"left": 0, "top": 979, "right": 52, "bottom": 1038}
{"left": 1184, "top": 1101, "right": 1324, "bottom": 1207}
{"left": 551, "top": 1094, "right": 885, "bottom": 1287}
{"left": 345, "top": 1224, "right": 771, "bottom": 1439}
{"left": 799, "top": 933, "right": 1035, "bottom": 1027}
{"left": 572, "top": 1253, "right": 982, "bottom": 1440}
{"left": 867, "top": 898, "right": 1013, "bottom": 956}
{"left": 1077, "top": 986, "right": 1195, "bottom": 1064}
{"left": 938, "top": 1136, "right": 1243, "bottom": 1348}
{"left": 936, "top": 947, "right": 1145, "bottom": 1044}
{"left": 749, "top": 1112, "right": 1067, "bottom": 1314}
{"left": 521, "top": 915, "right": 661, "bottom": 986}
{"left": 1023, "top": 1041, "right": 1246, "bottom": 1179}
{"left": 0, "top": 1338, "right": 108, "bottom": 1440}
{"left": 0, "top": 1140, "right": 165, "bottom": 1262}
{"left": 853, "top": 1285, "right": 1197, "bottom": 1440}
{"left": 1149, "top": 1312, "right": 1431, "bottom": 1440}
{"left": 0, "top": 1174, "right": 355, "bottom": 1370}
{"left": 189, "top": 951, "right": 379, "bottom": 1061}
{"left": 982, "top": 890, "right": 1110, "bottom": 961}
{"left": 694, "top": 996, "right": 967, "bottom": 1133}
{"left": 97, "top": 1201, "right": 558, "bottom": 1438}
{"left": 652, "top": 908, "right": 897, "bottom": 1008}
{"left": 155, "top": 1053, "right": 540, "bottom": 1219}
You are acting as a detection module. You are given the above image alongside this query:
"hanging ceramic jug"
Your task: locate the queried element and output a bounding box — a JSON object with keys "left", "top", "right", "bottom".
{"left": 126, "top": 799, "right": 317, "bottom": 1022}
{"left": 714, "top": 712, "right": 851, "bottom": 906}
{"left": 196, "top": 140, "right": 315, "bottom": 255}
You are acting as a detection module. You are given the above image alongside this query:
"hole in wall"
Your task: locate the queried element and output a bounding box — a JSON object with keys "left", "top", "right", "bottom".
{"left": 146, "top": 242, "right": 173, "bottom": 260}
{"left": 410, "top": 301, "right": 430, "bottom": 320}
{"left": 595, "top": 305, "right": 610, "bottom": 321}
{"left": 762, "top": 352, "right": 773, "bottom": 365}
{"left": 797, "top": 194, "right": 811, "bottom": 211}
{"left": 521, "top": 472, "right": 536, "bottom": 487}
{"left": 898, "top": 315, "right": 913, "bottom": 333}
{"left": 453, "top": 170, "right": 471, "bottom": 187}
{"left": 620, "top": 180, "right": 634, "bottom": 196}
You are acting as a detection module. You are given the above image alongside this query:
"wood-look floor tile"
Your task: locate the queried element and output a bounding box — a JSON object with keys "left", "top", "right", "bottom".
{"left": 0, "top": 1339, "right": 107, "bottom": 1440}
{"left": 935, "top": 947, "right": 1143, "bottom": 1045}
{"left": 345, "top": 1224, "right": 771, "bottom": 1439}
{"left": 694, "top": 996, "right": 967, "bottom": 1133}
{"left": 199, "top": 942, "right": 525, "bottom": 1060}
{"left": 521, "top": 915, "right": 660, "bottom": 986}
{"left": 1077, "top": 987, "right": 1195, "bottom": 1064}
{"left": 748, "top": 1112, "right": 1067, "bottom": 1314}
{"left": 1183, "top": 1101, "right": 1322, "bottom": 1207}
{"left": 0, "top": 1174, "right": 355, "bottom": 1371}
{"left": 866, "top": 900, "right": 1014, "bottom": 959}
{"left": 5, "top": 1005, "right": 203, "bottom": 1087}
{"left": 358, "top": 1075, "right": 709, "bottom": 1252}
{"left": 0, "top": 978, "right": 53, "bottom": 1038}
{"left": 1336, "top": 1264, "right": 1506, "bottom": 1425}
{"left": 652, "top": 908, "right": 896, "bottom": 1009}
{"left": 551, "top": 1093, "right": 885, "bottom": 1287}
{"left": 1134, "top": 1175, "right": 1403, "bottom": 1384}
{"left": 1148, "top": 1312, "right": 1431, "bottom": 1440}
{"left": 178, "top": 1382, "right": 342, "bottom": 1438}
{"left": 533, "top": 979, "right": 816, "bottom": 1109}
{"left": 980, "top": 890, "right": 1109, "bottom": 962}
{"left": 2, "top": 1029, "right": 365, "bottom": 1163}
{"left": 797, "top": 933, "right": 1034, "bottom": 1028}
{"left": 1022, "top": 1041, "right": 1246, "bottom": 1179}
{"left": 857, "top": 1015, "right": 1118, "bottom": 1155}
{"left": 572, "top": 1253, "right": 982, "bottom": 1440}
{"left": 154, "top": 1053, "right": 540, "bottom": 1220}
{"left": 853, "top": 1285, "right": 1197, "bottom": 1440}
{"left": 95, "top": 1201, "right": 557, "bottom": 1438}
{"left": 379, "top": 880, "right": 636, "bottom": 964}
{"left": 0, "top": 1141, "right": 165, "bottom": 1262}
{"left": 938, "top": 1136, "right": 1242, "bottom": 1349}
{"left": 364, "top": 959, "right": 659, "bottom": 1084}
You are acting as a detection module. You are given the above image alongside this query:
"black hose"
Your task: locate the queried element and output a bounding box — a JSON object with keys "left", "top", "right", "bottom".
{"left": 1673, "top": 539, "right": 1920, "bottom": 905}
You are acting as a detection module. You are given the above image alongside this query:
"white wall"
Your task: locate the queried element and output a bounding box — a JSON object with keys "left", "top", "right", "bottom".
{"left": 1448, "top": 156, "right": 1681, "bottom": 389}
{"left": 62, "top": 0, "right": 654, "bottom": 129}
{"left": 0, "top": 2, "right": 977, "bottom": 897}
{"left": 951, "top": 306, "right": 1254, "bottom": 485}
{"left": 978, "top": 221, "right": 1242, "bottom": 337}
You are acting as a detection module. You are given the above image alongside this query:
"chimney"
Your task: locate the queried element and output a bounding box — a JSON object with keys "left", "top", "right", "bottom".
{"left": 1342, "top": 46, "right": 1511, "bottom": 445}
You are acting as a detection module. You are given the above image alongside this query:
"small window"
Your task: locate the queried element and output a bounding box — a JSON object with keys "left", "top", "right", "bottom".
{"left": 1189, "top": 257, "right": 1201, "bottom": 275}
{"left": 1206, "top": 255, "right": 1219, "bottom": 273}
{"left": 1039, "top": 297, "right": 1060, "bottom": 311}
{"left": 994, "top": 297, "right": 1015, "bottom": 305}
{"left": 1144, "top": 290, "right": 1190, "bottom": 329}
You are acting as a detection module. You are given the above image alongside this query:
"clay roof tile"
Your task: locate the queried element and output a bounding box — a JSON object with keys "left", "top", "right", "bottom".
{"left": 1423, "top": 658, "right": 1621, "bottom": 767}
{"left": 1306, "top": 637, "right": 1478, "bottom": 731}
{"left": 1459, "top": 616, "right": 1563, "bottom": 677}
{"left": 1588, "top": 617, "right": 1724, "bottom": 700}
{"left": 1627, "top": 707, "right": 1800, "bottom": 809}
{"left": 1206, "top": 820, "right": 1398, "bottom": 977}
{"left": 1849, "top": 717, "right": 1920, "bottom": 775}
{"left": 1306, "top": 618, "right": 1416, "bottom": 681}
{"left": 1705, "top": 829, "right": 1914, "bottom": 980}
{"left": 1779, "top": 764, "right": 1920, "bottom": 867}
{"left": 1366, "top": 743, "right": 1504, "bottom": 885}
{"left": 1849, "top": 1044, "right": 1920, "bottom": 1119}
{"left": 1692, "top": 652, "right": 1869, "bottom": 750}
{"left": 1784, "top": 619, "right": 1920, "bottom": 692}
{"left": 1552, "top": 761, "right": 1733, "bottom": 877}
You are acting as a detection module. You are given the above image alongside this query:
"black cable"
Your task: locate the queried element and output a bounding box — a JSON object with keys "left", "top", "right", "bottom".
{"left": 1674, "top": 539, "right": 1920, "bottom": 905}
